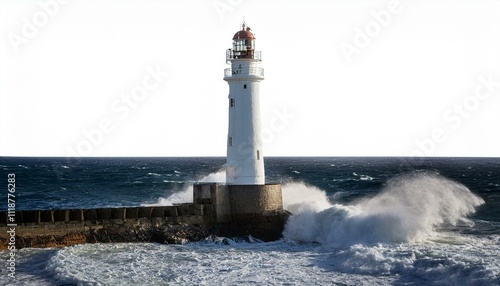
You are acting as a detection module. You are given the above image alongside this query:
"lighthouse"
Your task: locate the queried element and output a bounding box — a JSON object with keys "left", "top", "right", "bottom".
{"left": 193, "top": 23, "right": 284, "bottom": 234}
{"left": 224, "top": 22, "right": 265, "bottom": 185}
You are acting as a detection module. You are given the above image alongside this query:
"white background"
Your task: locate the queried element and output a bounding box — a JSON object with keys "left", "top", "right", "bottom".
{"left": 1, "top": 0, "right": 499, "bottom": 157}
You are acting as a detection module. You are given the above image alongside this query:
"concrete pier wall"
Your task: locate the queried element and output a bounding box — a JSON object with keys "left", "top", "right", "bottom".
{"left": 0, "top": 205, "right": 208, "bottom": 225}
{"left": 0, "top": 184, "right": 289, "bottom": 249}
{"left": 0, "top": 205, "right": 218, "bottom": 249}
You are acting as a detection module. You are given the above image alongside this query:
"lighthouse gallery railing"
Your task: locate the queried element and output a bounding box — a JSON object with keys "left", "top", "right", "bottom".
{"left": 226, "top": 49, "right": 262, "bottom": 62}
{"left": 224, "top": 67, "right": 264, "bottom": 78}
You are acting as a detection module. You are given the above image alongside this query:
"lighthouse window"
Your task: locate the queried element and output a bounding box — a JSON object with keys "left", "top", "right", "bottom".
{"left": 257, "top": 150, "right": 260, "bottom": 160}
{"left": 228, "top": 136, "right": 233, "bottom": 147}
{"left": 230, "top": 98, "right": 235, "bottom": 107}
{"left": 243, "top": 84, "right": 247, "bottom": 89}
{"left": 234, "top": 39, "right": 246, "bottom": 51}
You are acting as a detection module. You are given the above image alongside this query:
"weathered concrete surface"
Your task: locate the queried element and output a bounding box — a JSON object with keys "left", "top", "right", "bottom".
{"left": 0, "top": 207, "right": 290, "bottom": 249}
{"left": 193, "top": 183, "right": 284, "bottom": 223}
{"left": 1, "top": 183, "right": 289, "bottom": 249}
{"left": 228, "top": 184, "right": 283, "bottom": 214}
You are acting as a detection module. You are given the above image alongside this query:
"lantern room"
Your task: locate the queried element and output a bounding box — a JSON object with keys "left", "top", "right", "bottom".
{"left": 228, "top": 22, "right": 260, "bottom": 60}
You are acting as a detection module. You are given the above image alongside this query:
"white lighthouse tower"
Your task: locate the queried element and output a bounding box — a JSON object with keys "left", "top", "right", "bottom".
{"left": 224, "top": 22, "right": 265, "bottom": 185}
{"left": 193, "top": 23, "right": 283, "bottom": 232}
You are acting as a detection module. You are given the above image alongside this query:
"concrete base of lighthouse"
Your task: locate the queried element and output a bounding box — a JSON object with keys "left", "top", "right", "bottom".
{"left": 193, "top": 183, "right": 289, "bottom": 241}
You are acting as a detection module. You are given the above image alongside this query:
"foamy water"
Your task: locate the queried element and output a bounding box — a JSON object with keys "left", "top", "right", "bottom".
{"left": 143, "top": 170, "right": 226, "bottom": 206}
{"left": 5, "top": 234, "right": 499, "bottom": 285}
{"left": 148, "top": 171, "right": 489, "bottom": 249}
{"left": 2, "top": 165, "right": 499, "bottom": 285}
{"left": 283, "top": 172, "right": 485, "bottom": 247}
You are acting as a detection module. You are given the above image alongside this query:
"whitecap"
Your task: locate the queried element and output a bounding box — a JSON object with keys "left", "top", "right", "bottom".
{"left": 145, "top": 171, "right": 226, "bottom": 206}
{"left": 283, "top": 172, "right": 485, "bottom": 247}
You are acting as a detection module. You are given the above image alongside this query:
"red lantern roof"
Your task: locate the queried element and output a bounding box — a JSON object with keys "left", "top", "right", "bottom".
{"left": 232, "top": 23, "right": 255, "bottom": 40}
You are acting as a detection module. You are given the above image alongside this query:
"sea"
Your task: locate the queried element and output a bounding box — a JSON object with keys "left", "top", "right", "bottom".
{"left": 0, "top": 156, "right": 499, "bottom": 285}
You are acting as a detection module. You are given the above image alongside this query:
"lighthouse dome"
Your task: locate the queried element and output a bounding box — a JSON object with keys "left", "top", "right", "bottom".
{"left": 232, "top": 29, "right": 255, "bottom": 40}
{"left": 232, "top": 22, "right": 255, "bottom": 40}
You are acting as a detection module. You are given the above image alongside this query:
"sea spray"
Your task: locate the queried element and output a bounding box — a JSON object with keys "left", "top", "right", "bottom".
{"left": 3, "top": 157, "right": 498, "bottom": 286}
{"left": 282, "top": 182, "right": 332, "bottom": 213}
{"left": 198, "top": 170, "right": 226, "bottom": 183}
{"left": 283, "top": 171, "right": 485, "bottom": 247}
{"left": 358, "top": 172, "right": 485, "bottom": 239}
{"left": 145, "top": 170, "right": 226, "bottom": 206}
{"left": 153, "top": 188, "right": 193, "bottom": 206}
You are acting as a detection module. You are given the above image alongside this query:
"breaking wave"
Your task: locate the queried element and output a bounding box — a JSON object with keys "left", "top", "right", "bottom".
{"left": 143, "top": 170, "right": 226, "bottom": 206}
{"left": 283, "top": 171, "right": 485, "bottom": 247}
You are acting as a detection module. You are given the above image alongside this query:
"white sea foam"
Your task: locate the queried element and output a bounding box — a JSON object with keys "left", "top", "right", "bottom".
{"left": 144, "top": 170, "right": 226, "bottom": 206}
{"left": 197, "top": 170, "right": 225, "bottom": 183}
{"left": 95, "top": 171, "right": 498, "bottom": 285}
{"left": 4, "top": 171, "right": 497, "bottom": 285}
{"left": 283, "top": 172, "right": 485, "bottom": 247}
{"left": 282, "top": 182, "right": 332, "bottom": 214}
{"left": 6, "top": 234, "right": 499, "bottom": 286}
{"left": 153, "top": 187, "right": 193, "bottom": 206}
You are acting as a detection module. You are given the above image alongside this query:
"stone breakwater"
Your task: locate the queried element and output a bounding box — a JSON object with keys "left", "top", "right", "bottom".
{"left": 0, "top": 205, "right": 290, "bottom": 249}
{"left": 0, "top": 183, "right": 289, "bottom": 249}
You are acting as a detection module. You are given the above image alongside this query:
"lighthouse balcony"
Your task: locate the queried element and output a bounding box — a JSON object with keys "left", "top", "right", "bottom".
{"left": 226, "top": 49, "right": 262, "bottom": 62}
{"left": 224, "top": 67, "right": 264, "bottom": 78}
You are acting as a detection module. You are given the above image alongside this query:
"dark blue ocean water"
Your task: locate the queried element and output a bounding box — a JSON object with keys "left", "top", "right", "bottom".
{"left": 1, "top": 157, "right": 499, "bottom": 222}
{"left": 1, "top": 157, "right": 499, "bottom": 285}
